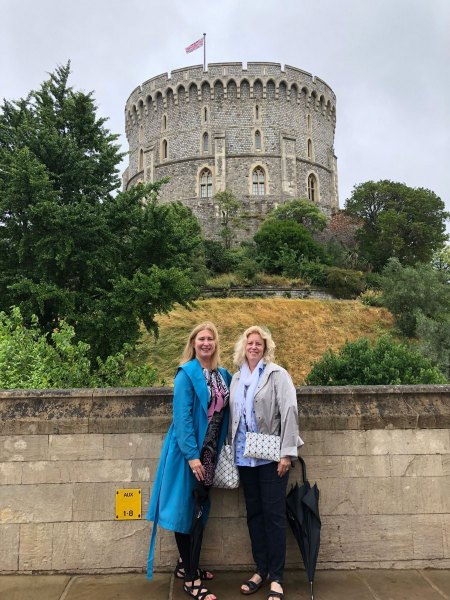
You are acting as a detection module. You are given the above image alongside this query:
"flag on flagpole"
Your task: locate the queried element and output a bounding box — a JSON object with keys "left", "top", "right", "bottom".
{"left": 185, "top": 37, "right": 204, "bottom": 53}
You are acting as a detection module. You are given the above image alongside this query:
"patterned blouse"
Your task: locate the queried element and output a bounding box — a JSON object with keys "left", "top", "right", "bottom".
{"left": 200, "top": 368, "right": 230, "bottom": 486}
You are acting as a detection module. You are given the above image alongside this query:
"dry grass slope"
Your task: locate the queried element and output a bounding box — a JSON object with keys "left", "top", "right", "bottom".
{"left": 138, "top": 299, "right": 393, "bottom": 385}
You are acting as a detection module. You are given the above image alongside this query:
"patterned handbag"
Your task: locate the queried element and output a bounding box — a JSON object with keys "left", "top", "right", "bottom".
{"left": 212, "top": 444, "right": 240, "bottom": 489}
{"left": 243, "top": 432, "right": 281, "bottom": 462}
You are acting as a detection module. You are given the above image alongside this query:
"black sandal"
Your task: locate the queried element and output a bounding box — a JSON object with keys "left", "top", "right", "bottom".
{"left": 267, "top": 581, "right": 284, "bottom": 600}
{"left": 183, "top": 581, "right": 217, "bottom": 600}
{"left": 175, "top": 558, "right": 214, "bottom": 580}
{"left": 240, "top": 573, "right": 265, "bottom": 595}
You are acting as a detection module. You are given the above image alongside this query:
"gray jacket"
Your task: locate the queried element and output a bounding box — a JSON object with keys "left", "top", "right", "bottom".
{"left": 230, "top": 362, "right": 304, "bottom": 459}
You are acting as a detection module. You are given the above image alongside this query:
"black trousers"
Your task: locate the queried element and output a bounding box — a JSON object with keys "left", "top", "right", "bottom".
{"left": 239, "top": 462, "right": 289, "bottom": 583}
{"left": 174, "top": 530, "right": 203, "bottom": 581}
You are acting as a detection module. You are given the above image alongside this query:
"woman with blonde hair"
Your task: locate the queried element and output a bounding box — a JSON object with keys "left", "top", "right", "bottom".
{"left": 230, "top": 326, "right": 303, "bottom": 600}
{"left": 147, "top": 322, "right": 232, "bottom": 600}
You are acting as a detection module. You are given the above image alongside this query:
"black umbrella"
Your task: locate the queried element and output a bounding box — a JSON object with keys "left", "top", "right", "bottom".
{"left": 286, "top": 456, "right": 321, "bottom": 600}
{"left": 189, "top": 483, "right": 210, "bottom": 579}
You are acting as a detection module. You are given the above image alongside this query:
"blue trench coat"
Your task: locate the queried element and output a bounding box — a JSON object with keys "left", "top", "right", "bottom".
{"left": 146, "top": 358, "right": 232, "bottom": 579}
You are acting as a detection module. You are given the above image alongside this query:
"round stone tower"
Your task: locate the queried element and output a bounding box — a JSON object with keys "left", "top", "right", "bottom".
{"left": 124, "top": 62, "right": 338, "bottom": 239}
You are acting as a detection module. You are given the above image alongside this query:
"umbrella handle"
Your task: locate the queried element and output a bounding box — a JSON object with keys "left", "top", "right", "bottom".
{"left": 298, "top": 455, "right": 307, "bottom": 483}
{"left": 310, "top": 580, "right": 314, "bottom": 600}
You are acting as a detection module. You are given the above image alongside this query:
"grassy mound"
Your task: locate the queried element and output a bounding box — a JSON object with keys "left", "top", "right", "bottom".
{"left": 136, "top": 298, "right": 393, "bottom": 385}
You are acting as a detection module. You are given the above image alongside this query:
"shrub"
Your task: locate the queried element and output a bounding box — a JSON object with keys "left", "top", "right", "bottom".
{"left": 234, "top": 256, "right": 260, "bottom": 283}
{"left": 381, "top": 258, "right": 449, "bottom": 336}
{"left": 254, "top": 220, "right": 327, "bottom": 274}
{"left": 363, "top": 272, "right": 383, "bottom": 291}
{"left": 305, "top": 335, "right": 447, "bottom": 385}
{"left": 326, "top": 267, "right": 365, "bottom": 299}
{"left": 358, "top": 290, "right": 384, "bottom": 307}
{"left": 276, "top": 245, "right": 302, "bottom": 278}
{"left": 299, "top": 261, "right": 329, "bottom": 287}
{"left": 0, "top": 307, "right": 157, "bottom": 389}
{"left": 416, "top": 313, "right": 450, "bottom": 380}
{"left": 204, "top": 240, "right": 234, "bottom": 274}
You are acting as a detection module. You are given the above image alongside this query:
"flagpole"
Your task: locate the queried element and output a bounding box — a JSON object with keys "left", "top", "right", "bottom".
{"left": 203, "top": 33, "right": 206, "bottom": 71}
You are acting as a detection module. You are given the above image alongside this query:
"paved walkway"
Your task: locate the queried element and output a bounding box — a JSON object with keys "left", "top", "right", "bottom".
{"left": 1, "top": 570, "right": 449, "bottom": 600}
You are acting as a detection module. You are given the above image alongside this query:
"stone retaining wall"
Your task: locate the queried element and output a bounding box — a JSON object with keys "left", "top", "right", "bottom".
{"left": 0, "top": 386, "right": 449, "bottom": 573}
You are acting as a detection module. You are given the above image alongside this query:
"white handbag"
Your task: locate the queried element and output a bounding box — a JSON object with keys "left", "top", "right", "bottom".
{"left": 243, "top": 432, "right": 281, "bottom": 462}
{"left": 212, "top": 444, "right": 240, "bottom": 489}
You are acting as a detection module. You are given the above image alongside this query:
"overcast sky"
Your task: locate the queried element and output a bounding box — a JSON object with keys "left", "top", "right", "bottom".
{"left": 2, "top": 0, "right": 449, "bottom": 228}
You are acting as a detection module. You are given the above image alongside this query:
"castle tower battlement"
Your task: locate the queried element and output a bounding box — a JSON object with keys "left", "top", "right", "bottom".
{"left": 124, "top": 62, "right": 339, "bottom": 239}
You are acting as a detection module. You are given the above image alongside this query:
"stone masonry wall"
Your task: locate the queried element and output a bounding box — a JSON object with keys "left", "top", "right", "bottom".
{"left": 0, "top": 386, "right": 449, "bottom": 573}
{"left": 124, "top": 62, "right": 339, "bottom": 240}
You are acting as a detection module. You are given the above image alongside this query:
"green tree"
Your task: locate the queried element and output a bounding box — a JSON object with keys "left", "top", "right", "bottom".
{"left": 269, "top": 198, "right": 327, "bottom": 233}
{"left": 214, "top": 189, "right": 243, "bottom": 249}
{"left": 345, "top": 180, "right": 449, "bottom": 271}
{"left": 254, "top": 219, "right": 327, "bottom": 275}
{"left": 305, "top": 336, "right": 447, "bottom": 385}
{"left": 381, "top": 258, "right": 449, "bottom": 337}
{"left": 0, "top": 64, "right": 202, "bottom": 359}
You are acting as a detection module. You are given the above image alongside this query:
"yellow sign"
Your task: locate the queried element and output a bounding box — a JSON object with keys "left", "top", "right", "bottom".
{"left": 115, "top": 488, "right": 142, "bottom": 520}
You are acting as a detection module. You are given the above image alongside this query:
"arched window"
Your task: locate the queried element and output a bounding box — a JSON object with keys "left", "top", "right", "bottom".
{"left": 252, "top": 167, "right": 265, "bottom": 195}
{"left": 308, "top": 174, "right": 317, "bottom": 202}
{"left": 307, "top": 113, "right": 311, "bottom": 130}
{"left": 139, "top": 149, "right": 144, "bottom": 171}
{"left": 200, "top": 168, "right": 213, "bottom": 198}
{"left": 307, "top": 139, "right": 313, "bottom": 159}
{"left": 204, "top": 107, "right": 208, "bottom": 122}
{"left": 255, "top": 130, "right": 261, "bottom": 150}
{"left": 203, "top": 132, "right": 209, "bottom": 152}
{"left": 162, "top": 139, "right": 168, "bottom": 160}
{"left": 163, "top": 115, "right": 167, "bottom": 130}
{"left": 255, "top": 104, "right": 259, "bottom": 120}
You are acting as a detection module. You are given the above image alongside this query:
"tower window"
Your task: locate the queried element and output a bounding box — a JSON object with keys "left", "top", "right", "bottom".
{"left": 204, "top": 107, "right": 208, "bottom": 122}
{"left": 162, "top": 139, "right": 168, "bottom": 160}
{"left": 307, "top": 114, "right": 311, "bottom": 130}
{"left": 200, "top": 168, "right": 213, "bottom": 198}
{"left": 139, "top": 149, "right": 144, "bottom": 171}
{"left": 203, "top": 132, "right": 209, "bottom": 152}
{"left": 252, "top": 167, "right": 265, "bottom": 195}
{"left": 307, "top": 139, "right": 313, "bottom": 159}
{"left": 163, "top": 115, "right": 167, "bottom": 130}
{"left": 255, "top": 104, "right": 259, "bottom": 120}
{"left": 255, "top": 130, "right": 261, "bottom": 150}
{"left": 308, "top": 174, "right": 317, "bottom": 202}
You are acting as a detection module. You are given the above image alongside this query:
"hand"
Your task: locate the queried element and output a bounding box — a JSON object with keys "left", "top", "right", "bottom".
{"left": 277, "top": 457, "right": 291, "bottom": 477}
{"left": 188, "top": 459, "right": 205, "bottom": 481}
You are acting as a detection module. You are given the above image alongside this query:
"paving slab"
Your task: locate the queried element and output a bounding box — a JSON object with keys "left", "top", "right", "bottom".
{"left": 0, "top": 570, "right": 448, "bottom": 600}
{"left": 64, "top": 573, "right": 170, "bottom": 600}
{"left": 360, "top": 569, "right": 447, "bottom": 600}
{"left": 419, "top": 570, "right": 450, "bottom": 599}
{"left": 173, "top": 569, "right": 374, "bottom": 600}
{"left": 287, "top": 570, "right": 376, "bottom": 600}
{"left": 0, "top": 575, "right": 70, "bottom": 600}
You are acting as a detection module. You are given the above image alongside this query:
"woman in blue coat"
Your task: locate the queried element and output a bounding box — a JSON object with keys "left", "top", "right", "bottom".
{"left": 147, "top": 322, "right": 231, "bottom": 600}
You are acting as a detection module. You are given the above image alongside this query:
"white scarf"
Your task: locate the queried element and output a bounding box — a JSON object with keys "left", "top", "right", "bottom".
{"left": 235, "top": 359, "right": 264, "bottom": 432}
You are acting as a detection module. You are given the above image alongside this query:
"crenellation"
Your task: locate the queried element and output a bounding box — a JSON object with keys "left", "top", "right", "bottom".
{"left": 124, "top": 61, "right": 339, "bottom": 239}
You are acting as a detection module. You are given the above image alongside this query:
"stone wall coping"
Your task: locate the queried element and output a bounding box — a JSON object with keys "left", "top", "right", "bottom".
{"left": 0, "top": 385, "right": 448, "bottom": 435}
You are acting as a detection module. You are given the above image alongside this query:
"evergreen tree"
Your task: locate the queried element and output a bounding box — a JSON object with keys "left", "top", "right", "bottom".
{"left": 0, "top": 64, "right": 202, "bottom": 359}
